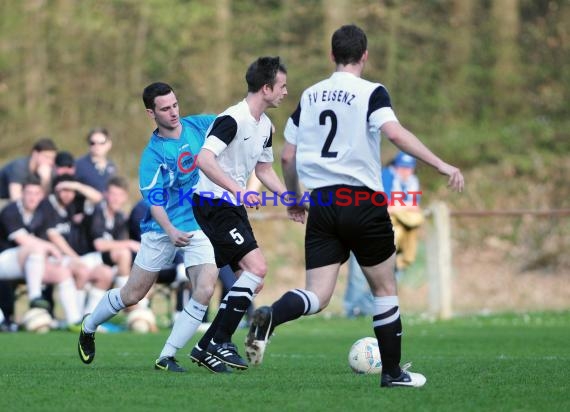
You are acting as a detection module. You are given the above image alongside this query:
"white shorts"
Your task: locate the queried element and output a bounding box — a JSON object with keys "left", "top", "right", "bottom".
{"left": 134, "top": 230, "right": 215, "bottom": 272}
{"left": 79, "top": 251, "right": 104, "bottom": 270}
{"left": 0, "top": 247, "right": 23, "bottom": 280}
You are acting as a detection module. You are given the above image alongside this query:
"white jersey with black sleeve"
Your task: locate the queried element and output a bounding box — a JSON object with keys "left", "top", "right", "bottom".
{"left": 196, "top": 99, "right": 274, "bottom": 203}
{"left": 284, "top": 71, "right": 399, "bottom": 192}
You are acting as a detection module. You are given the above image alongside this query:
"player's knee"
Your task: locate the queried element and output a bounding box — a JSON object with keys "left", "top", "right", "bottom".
{"left": 194, "top": 282, "right": 215, "bottom": 302}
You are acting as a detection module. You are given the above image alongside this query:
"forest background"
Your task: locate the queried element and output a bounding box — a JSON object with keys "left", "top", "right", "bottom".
{"left": 0, "top": 0, "right": 568, "bottom": 313}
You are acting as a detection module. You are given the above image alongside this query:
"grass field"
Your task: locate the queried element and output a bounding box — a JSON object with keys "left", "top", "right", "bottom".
{"left": 1, "top": 311, "right": 569, "bottom": 412}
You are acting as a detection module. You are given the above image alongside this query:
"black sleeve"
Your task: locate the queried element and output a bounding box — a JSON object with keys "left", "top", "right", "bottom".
{"left": 88, "top": 207, "right": 107, "bottom": 241}
{"left": 0, "top": 203, "right": 25, "bottom": 237}
{"left": 367, "top": 86, "right": 393, "bottom": 121}
{"left": 128, "top": 201, "right": 147, "bottom": 241}
{"left": 264, "top": 127, "right": 273, "bottom": 149}
{"left": 290, "top": 103, "right": 301, "bottom": 127}
{"left": 112, "top": 213, "right": 128, "bottom": 240}
{"left": 208, "top": 115, "right": 238, "bottom": 145}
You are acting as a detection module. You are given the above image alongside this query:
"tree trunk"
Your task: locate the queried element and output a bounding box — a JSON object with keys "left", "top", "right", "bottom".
{"left": 491, "top": 0, "right": 521, "bottom": 115}
{"left": 22, "top": 0, "right": 48, "bottom": 137}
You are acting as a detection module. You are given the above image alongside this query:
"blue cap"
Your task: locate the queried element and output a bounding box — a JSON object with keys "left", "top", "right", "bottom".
{"left": 393, "top": 152, "right": 416, "bottom": 168}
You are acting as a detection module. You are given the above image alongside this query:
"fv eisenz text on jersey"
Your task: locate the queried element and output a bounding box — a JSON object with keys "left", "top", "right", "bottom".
{"left": 307, "top": 90, "right": 356, "bottom": 106}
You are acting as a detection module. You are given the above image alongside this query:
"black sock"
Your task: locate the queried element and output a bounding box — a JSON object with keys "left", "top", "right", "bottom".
{"left": 212, "top": 287, "right": 252, "bottom": 343}
{"left": 271, "top": 291, "right": 306, "bottom": 328}
{"left": 373, "top": 311, "right": 402, "bottom": 377}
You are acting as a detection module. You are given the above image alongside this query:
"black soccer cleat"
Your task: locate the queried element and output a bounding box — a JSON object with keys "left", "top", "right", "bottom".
{"left": 77, "top": 315, "right": 95, "bottom": 364}
{"left": 155, "top": 356, "right": 186, "bottom": 372}
{"left": 207, "top": 341, "right": 248, "bottom": 370}
{"left": 189, "top": 346, "right": 229, "bottom": 374}
{"left": 244, "top": 306, "right": 273, "bottom": 365}
{"left": 380, "top": 363, "right": 426, "bottom": 388}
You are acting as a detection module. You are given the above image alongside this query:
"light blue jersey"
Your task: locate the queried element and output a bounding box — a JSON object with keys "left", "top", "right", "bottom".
{"left": 138, "top": 114, "right": 215, "bottom": 234}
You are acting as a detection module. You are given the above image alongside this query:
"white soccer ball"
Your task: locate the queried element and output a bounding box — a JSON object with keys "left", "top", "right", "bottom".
{"left": 22, "top": 308, "right": 53, "bottom": 334}
{"left": 126, "top": 307, "right": 157, "bottom": 334}
{"left": 348, "top": 336, "right": 382, "bottom": 374}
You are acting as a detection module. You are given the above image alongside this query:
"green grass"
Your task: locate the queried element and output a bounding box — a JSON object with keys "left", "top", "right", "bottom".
{"left": 1, "top": 312, "right": 569, "bottom": 412}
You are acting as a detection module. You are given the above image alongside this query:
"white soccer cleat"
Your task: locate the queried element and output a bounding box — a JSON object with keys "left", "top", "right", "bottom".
{"left": 380, "top": 362, "right": 427, "bottom": 388}
{"left": 244, "top": 339, "right": 267, "bottom": 365}
{"left": 244, "top": 306, "right": 273, "bottom": 365}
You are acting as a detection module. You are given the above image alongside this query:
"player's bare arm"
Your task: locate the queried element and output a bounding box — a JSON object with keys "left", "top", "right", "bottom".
{"left": 280, "top": 141, "right": 306, "bottom": 223}
{"left": 381, "top": 121, "right": 464, "bottom": 192}
{"left": 196, "top": 148, "right": 243, "bottom": 198}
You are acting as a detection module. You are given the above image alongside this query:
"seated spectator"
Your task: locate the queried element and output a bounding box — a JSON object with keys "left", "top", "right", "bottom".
{"left": 90, "top": 176, "right": 139, "bottom": 292}
{"left": 0, "top": 177, "right": 82, "bottom": 329}
{"left": 75, "top": 128, "right": 117, "bottom": 193}
{"left": 41, "top": 174, "right": 114, "bottom": 316}
{"left": 0, "top": 137, "right": 58, "bottom": 201}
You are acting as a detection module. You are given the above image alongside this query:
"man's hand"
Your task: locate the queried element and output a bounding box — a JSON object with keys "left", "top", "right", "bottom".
{"left": 243, "top": 191, "right": 261, "bottom": 210}
{"left": 167, "top": 228, "right": 193, "bottom": 247}
{"left": 287, "top": 204, "right": 306, "bottom": 224}
{"left": 437, "top": 163, "right": 464, "bottom": 192}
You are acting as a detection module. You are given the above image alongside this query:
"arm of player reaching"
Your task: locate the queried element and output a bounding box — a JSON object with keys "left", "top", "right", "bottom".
{"left": 196, "top": 148, "right": 243, "bottom": 198}
{"left": 381, "top": 121, "right": 464, "bottom": 192}
{"left": 280, "top": 141, "right": 306, "bottom": 223}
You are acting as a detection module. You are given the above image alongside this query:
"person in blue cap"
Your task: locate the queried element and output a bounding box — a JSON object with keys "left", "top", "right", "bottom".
{"left": 382, "top": 151, "right": 424, "bottom": 272}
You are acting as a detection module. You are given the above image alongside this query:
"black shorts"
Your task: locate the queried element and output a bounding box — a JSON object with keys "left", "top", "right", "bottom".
{"left": 305, "top": 185, "right": 396, "bottom": 270}
{"left": 192, "top": 194, "right": 258, "bottom": 271}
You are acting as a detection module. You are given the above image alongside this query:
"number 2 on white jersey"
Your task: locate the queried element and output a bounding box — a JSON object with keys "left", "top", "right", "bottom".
{"left": 319, "top": 110, "right": 338, "bottom": 158}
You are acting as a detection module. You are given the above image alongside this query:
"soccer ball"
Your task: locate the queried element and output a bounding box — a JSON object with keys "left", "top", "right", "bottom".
{"left": 22, "top": 308, "right": 53, "bottom": 334}
{"left": 126, "top": 307, "right": 157, "bottom": 334}
{"left": 348, "top": 337, "right": 382, "bottom": 374}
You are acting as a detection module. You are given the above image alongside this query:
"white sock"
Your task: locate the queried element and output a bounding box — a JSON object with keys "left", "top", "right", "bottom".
{"left": 57, "top": 278, "right": 82, "bottom": 324}
{"left": 84, "top": 288, "right": 125, "bottom": 333}
{"left": 85, "top": 287, "right": 107, "bottom": 315}
{"left": 159, "top": 298, "right": 207, "bottom": 359}
{"left": 138, "top": 297, "right": 150, "bottom": 309}
{"left": 24, "top": 253, "right": 45, "bottom": 300}
{"left": 114, "top": 276, "right": 128, "bottom": 288}
{"left": 76, "top": 289, "right": 87, "bottom": 316}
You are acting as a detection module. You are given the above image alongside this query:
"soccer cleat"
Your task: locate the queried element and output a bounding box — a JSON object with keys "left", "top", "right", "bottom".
{"left": 244, "top": 305, "right": 273, "bottom": 365}
{"left": 380, "top": 363, "right": 427, "bottom": 388}
{"left": 207, "top": 341, "right": 248, "bottom": 370}
{"left": 154, "top": 356, "right": 186, "bottom": 372}
{"left": 77, "top": 315, "right": 95, "bottom": 364}
{"left": 189, "top": 346, "right": 229, "bottom": 374}
{"left": 30, "top": 297, "right": 52, "bottom": 312}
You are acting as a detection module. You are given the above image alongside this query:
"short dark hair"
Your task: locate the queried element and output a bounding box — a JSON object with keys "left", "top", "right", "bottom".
{"left": 107, "top": 175, "right": 129, "bottom": 192}
{"left": 55, "top": 151, "right": 75, "bottom": 168}
{"left": 32, "top": 138, "right": 57, "bottom": 153}
{"left": 245, "top": 57, "right": 287, "bottom": 93}
{"left": 331, "top": 24, "right": 367, "bottom": 65}
{"left": 142, "top": 82, "right": 174, "bottom": 110}
{"left": 86, "top": 127, "right": 110, "bottom": 144}
{"left": 23, "top": 176, "right": 42, "bottom": 188}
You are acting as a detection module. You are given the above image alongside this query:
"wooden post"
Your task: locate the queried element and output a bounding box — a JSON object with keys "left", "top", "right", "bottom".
{"left": 426, "top": 202, "right": 453, "bottom": 319}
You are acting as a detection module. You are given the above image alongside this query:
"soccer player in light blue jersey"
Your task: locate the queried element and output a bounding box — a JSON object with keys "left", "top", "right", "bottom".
{"left": 78, "top": 82, "right": 226, "bottom": 373}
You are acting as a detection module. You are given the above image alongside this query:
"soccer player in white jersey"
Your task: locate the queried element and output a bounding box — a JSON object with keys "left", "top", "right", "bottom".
{"left": 246, "top": 24, "right": 464, "bottom": 388}
{"left": 190, "top": 56, "right": 304, "bottom": 370}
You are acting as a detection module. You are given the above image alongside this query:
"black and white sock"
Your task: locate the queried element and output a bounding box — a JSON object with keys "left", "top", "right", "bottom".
{"left": 211, "top": 271, "right": 262, "bottom": 344}
{"left": 271, "top": 288, "right": 320, "bottom": 328}
{"left": 372, "top": 296, "right": 402, "bottom": 377}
